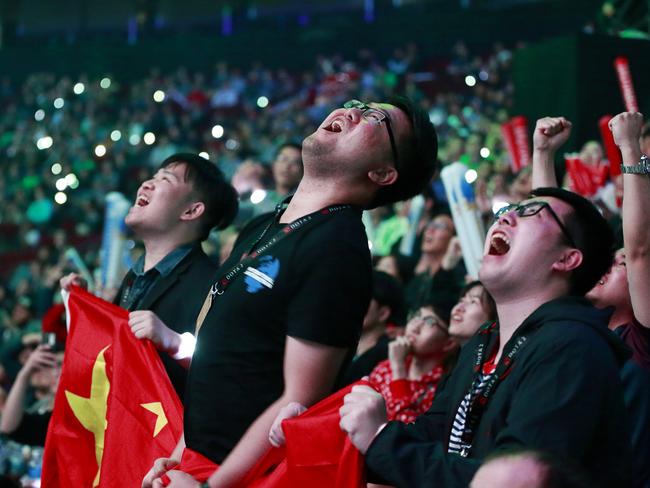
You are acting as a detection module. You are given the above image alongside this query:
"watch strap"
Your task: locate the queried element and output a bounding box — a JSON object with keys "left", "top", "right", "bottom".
{"left": 621, "top": 154, "right": 650, "bottom": 175}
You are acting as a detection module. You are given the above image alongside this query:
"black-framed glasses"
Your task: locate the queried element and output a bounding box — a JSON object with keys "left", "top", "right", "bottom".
{"left": 494, "top": 201, "right": 577, "bottom": 248}
{"left": 343, "top": 99, "right": 400, "bottom": 172}
{"left": 407, "top": 310, "right": 449, "bottom": 334}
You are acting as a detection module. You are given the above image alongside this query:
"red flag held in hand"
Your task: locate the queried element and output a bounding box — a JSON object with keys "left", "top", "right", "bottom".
{"left": 42, "top": 287, "right": 183, "bottom": 487}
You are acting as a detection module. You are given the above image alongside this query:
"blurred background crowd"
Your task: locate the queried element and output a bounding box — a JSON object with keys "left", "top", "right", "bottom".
{"left": 0, "top": 0, "right": 647, "bottom": 485}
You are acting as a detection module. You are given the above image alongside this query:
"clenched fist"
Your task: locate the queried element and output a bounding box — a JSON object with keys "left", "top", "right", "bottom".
{"left": 533, "top": 117, "right": 572, "bottom": 153}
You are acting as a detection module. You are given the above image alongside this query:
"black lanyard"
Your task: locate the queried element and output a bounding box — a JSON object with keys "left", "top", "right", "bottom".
{"left": 209, "top": 198, "right": 353, "bottom": 298}
{"left": 456, "top": 321, "right": 533, "bottom": 457}
{"left": 193, "top": 198, "right": 355, "bottom": 335}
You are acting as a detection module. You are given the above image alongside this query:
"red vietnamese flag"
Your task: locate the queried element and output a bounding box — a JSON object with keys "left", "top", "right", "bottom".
{"left": 42, "top": 286, "right": 183, "bottom": 487}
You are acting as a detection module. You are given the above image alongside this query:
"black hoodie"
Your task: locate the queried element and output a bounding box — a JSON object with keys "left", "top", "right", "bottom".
{"left": 366, "top": 296, "right": 632, "bottom": 488}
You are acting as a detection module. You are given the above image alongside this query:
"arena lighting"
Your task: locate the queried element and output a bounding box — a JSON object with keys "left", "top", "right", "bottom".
{"left": 480, "top": 147, "right": 491, "bottom": 158}
{"left": 250, "top": 189, "right": 267, "bottom": 205}
{"left": 464, "top": 169, "right": 478, "bottom": 184}
{"left": 36, "top": 136, "right": 53, "bottom": 150}
{"left": 225, "top": 139, "right": 239, "bottom": 150}
{"left": 256, "top": 96, "right": 269, "bottom": 108}
{"left": 110, "top": 130, "right": 122, "bottom": 142}
{"left": 65, "top": 173, "right": 78, "bottom": 187}
{"left": 69, "top": 178, "right": 79, "bottom": 190}
{"left": 34, "top": 109, "right": 45, "bottom": 121}
{"left": 198, "top": 151, "right": 209, "bottom": 160}
{"left": 129, "top": 134, "right": 141, "bottom": 146}
{"left": 94, "top": 144, "right": 107, "bottom": 157}
{"left": 73, "top": 82, "right": 85, "bottom": 95}
{"left": 465, "top": 75, "right": 477, "bottom": 87}
{"left": 479, "top": 70, "right": 489, "bottom": 81}
{"left": 211, "top": 125, "right": 224, "bottom": 139}
{"left": 153, "top": 90, "right": 165, "bottom": 103}
{"left": 54, "top": 192, "right": 68, "bottom": 204}
{"left": 53, "top": 98, "right": 65, "bottom": 109}
{"left": 100, "top": 77, "right": 112, "bottom": 89}
{"left": 51, "top": 163, "right": 62, "bottom": 175}
{"left": 492, "top": 200, "right": 510, "bottom": 214}
{"left": 143, "top": 132, "right": 156, "bottom": 145}
{"left": 55, "top": 178, "right": 67, "bottom": 191}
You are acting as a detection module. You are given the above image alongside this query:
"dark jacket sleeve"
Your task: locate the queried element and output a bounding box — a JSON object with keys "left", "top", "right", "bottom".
{"left": 365, "top": 372, "right": 481, "bottom": 487}
{"left": 366, "top": 325, "right": 630, "bottom": 488}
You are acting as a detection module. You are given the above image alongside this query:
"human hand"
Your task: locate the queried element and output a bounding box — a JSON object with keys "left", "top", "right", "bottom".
{"left": 533, "top": 117, "right": 572, "bottom": 153}
{"left": 19, "top": 345, "right": 58, "bottom": 379}
{"left": 153, "top": 470, "right": 200, "bottom": 488}
{"left": 339, "top": 385, "right": 387, "bottom": 455}
{"left": 388, "top": 336, "right": 412, "bottom": 379}
{"left": 442, "top": 236, "right": 463, "bottom": 270}
{"left": 609, "top": 112, "right": 644, "bottom": 151}
{"left": 129, "top": 311, "right": 180, "bottom": 354}
{"left": 59, "top": 272, "right": 88, "bottom": 291}
{"left": 268, "top": 402, "right": 308, "bottom": 447}
{"left": 141, "top": 457, "right": 179, "bottom": 488}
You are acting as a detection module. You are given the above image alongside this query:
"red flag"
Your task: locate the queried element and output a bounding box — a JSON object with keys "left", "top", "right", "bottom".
{"left": 42, "top": 286, "right": 183, "bottom": 487}
{"left": 501, "top": 116, "right": 530, "bottom": 173}
{"left": 164, "top": 383, "right": 366, "bottom": 488}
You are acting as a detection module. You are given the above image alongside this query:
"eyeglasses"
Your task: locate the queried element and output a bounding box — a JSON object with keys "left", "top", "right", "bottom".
{"left": 494, "top": 201, "right": 577, "bottom": 248}
{"left": 407, "top": 311, "right": 449, "bottom": 333}
{"left": 343, "top": 99, "right": 400, "bottom": 172}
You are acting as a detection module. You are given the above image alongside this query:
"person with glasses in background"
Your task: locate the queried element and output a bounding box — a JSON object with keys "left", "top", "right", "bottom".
{"left": 337, "top": 184, "right": 632, "bottom": 487}
{"left": 144, "top": 96, "right": 439, "bottom": 488}
{"left": 365, "top": 303, "right": 458, "bottom": 424}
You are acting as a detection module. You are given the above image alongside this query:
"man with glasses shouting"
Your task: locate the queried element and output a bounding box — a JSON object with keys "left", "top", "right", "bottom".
{"left": 337, "top": 186, "right": 632, "bottom": 487}
{"left": 143, "top": 96, "right": 438, "bottom": 487}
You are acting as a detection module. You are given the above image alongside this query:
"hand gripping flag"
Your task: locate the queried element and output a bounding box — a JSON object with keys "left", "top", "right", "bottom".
{"left": 42, "top": 286, "right": 183, "bottom": 487}
{"left": 163, "top": 382, "right": 367, "bottom": 488}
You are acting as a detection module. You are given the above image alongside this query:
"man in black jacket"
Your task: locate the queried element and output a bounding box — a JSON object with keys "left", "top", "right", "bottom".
{"left": 339, "top": 187, "right": 632, "bottom": 487}
{"left": 61, "top": 153, "right": 238, "bottom": 399}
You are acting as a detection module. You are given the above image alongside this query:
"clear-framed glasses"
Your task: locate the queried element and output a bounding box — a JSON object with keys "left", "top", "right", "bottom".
{"left": 494, "top": 201, "right": 577, "bottom": 248}
{"left": 343, "top": 99, "right": 400, "bottom": 172}
{"left": 407, "top": 310, "right": 449, "bottom": 334}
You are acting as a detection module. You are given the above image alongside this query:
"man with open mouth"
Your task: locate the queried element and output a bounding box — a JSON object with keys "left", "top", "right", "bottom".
{"left": 338, "top": 181, "right": 631, "bottom": 486}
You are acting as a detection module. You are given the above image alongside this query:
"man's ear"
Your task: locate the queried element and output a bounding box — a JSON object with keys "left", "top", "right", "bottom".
{"left": 180, "top": 202, "right": 205, "bottom": 222}
{"left": 552, "top": 248, "right": 583, "bottom": 273}
{"left": 368, "top": 166, "right": 398, "bottom": 187}
{"left": 377, "top": 305, "right": 391, "bottom": 324}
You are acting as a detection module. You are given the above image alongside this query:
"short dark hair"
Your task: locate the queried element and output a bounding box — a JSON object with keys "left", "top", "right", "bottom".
{"left": 159, "top": 153, "right": 239, "bottom": 240}
{"left": 529, "top": 187, "right": 614, "bottom": 296}
{"left": 372, "top": 271, "right": 407, "bottom": 326}
{"left": 367, "top": 95, "right": 439, "bottom": 209}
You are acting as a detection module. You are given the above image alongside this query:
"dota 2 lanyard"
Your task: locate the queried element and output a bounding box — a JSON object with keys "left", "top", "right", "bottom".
{"left": 455, "top": 321, "right": 533, "bottom": 458}
{"left": 194, "top": 198, "right": 353, "bottom": 334}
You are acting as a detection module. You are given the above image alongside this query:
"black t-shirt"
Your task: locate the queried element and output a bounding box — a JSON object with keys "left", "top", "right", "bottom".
{"left": 184, "top": 207, "right": 372, "bottom": 463}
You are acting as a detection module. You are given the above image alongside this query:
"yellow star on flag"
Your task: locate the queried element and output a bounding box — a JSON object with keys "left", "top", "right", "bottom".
{"left": 140, "top": 402, "right": 169, "bottom": 437}
{"left": 65, "top": 345, "right": 111, "bottom": 488}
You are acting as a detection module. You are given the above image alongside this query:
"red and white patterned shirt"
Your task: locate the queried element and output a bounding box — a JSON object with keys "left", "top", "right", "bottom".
{"left": 367, "top": 357, "right": 445, "bottom": 424}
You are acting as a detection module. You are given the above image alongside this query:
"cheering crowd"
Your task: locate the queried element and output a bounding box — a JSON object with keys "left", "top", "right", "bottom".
{"left": 0, "top": 39, "right": 649, "bottom": 488}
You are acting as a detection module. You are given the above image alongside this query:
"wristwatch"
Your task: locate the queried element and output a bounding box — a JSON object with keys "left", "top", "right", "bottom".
{"left": 620, "top": 154, "right": 650, "bottom": 175}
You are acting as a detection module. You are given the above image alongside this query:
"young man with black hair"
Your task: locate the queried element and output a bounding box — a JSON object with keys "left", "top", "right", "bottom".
{"left": 532, "top": 113, "right": 650, "bottom": 486}
{"left": 61, "top": 153, "right": 238, "bottom": 400}
{"left": 339, "top": 270, "right": 407, "bottom": 387}
{"left": 144, "top": 96, "right": 439, "bottom": 488}
{"left": 338, "top": 186, "right": 631, "bottom": 487}
{"left": 254, "top": 143, "right": 304, "bottom": 216}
